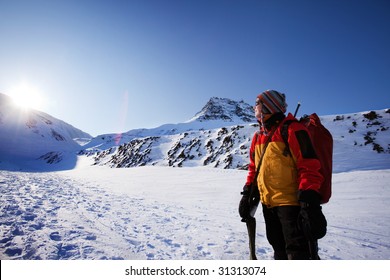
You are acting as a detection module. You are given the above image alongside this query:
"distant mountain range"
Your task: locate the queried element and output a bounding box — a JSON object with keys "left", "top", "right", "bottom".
{"left": 1, "top": 93, "right": 389, "bottom": 172}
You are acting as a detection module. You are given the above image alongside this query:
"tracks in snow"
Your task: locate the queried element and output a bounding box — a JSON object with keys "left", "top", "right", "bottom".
{"left": 0, "top": 171, "right": 253, "bottom": 259}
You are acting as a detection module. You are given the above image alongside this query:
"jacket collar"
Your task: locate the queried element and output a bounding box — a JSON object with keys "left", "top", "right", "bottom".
{"left": 262, "top": 112, "right": 286, "bottom": 132}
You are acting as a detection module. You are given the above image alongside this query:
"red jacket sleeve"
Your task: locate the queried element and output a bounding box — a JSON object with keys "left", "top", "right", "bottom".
{"left": 245, "top": 132, "right": 258, "bottom": 185}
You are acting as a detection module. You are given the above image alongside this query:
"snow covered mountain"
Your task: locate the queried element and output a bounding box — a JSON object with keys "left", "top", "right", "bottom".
{"left": 189, "top": 97, "right": 257, "bottom": 123}
{"left": 81, "top": 97, "right": 259, "bottom": 169}
{"left": 83, "top": 97, "right": 390, "bottom": 172}
{"left": 0, "top": 93, "right": 91, "bottom": 170}
{"left": 1, "top": 93, "right": 389, "bottom": 172}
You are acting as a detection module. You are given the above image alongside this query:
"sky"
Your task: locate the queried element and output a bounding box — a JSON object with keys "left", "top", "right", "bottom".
{"left": 0, "top": 0, "right": 389, "bottom": 136}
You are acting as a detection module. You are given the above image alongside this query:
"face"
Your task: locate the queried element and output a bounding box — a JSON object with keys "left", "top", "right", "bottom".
{"left": 254, "top": 99, "right": 272, "bottom": 122}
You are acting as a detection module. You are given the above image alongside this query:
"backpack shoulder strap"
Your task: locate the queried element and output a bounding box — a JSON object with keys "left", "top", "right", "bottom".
{"left": 252, "top": 127, "right": 277, "bottom": 184}
{"left": 281, "top": 119, "right": 298, "bottom": 157}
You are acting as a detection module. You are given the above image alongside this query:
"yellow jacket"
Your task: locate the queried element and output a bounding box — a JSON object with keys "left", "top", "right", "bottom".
{"left": 246, "top": 114, "right": 323, "bottom": 208}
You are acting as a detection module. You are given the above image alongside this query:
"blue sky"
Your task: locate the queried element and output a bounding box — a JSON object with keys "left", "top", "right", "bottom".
{"left": 0, "top": 0, "right": 389, "bottom": 136}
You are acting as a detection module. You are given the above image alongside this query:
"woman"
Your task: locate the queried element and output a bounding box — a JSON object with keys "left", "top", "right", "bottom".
{"left": 239, "top": 90, "right": 326, "bottom": 260}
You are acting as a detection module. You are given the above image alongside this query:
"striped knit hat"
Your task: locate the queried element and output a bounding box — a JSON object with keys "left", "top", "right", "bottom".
{"left": 256, "top": 90, "right": 287, "bottom": 114}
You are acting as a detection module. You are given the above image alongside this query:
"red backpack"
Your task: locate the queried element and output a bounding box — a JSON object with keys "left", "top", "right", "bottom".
{"left": 282, "top": 113, "right": 333, "bottom": 204}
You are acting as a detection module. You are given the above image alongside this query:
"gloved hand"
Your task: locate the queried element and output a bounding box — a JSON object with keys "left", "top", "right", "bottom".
{"left": 297, "top": 190, "right": 327, "bottom": 239}
{"left": 239, "top": 184, "right": 259, "bottom": 222}
{"left": 239, "top": 185, "right": 251, "bottom": 222}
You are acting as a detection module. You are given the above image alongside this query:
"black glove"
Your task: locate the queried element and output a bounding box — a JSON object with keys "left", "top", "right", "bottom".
{"left": 297, "top": 190, "right": 327, "bottom": 239}
{"left": 239, "top": 184, "right": 260, "bottom": 222}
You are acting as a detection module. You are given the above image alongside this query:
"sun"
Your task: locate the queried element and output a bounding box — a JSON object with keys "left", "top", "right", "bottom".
{"left": 8, "top": 82, "right": 45, "bottom": 110}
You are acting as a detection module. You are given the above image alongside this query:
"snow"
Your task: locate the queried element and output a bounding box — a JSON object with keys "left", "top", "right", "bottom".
{"left": 1, "top": 163, "right": 389, "bottom": 260}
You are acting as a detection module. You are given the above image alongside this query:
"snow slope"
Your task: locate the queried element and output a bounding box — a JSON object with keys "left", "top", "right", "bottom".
{"left": 0, "top": 166, "right": 389, "bottom": 260}
{"left": 0, "top": 93, "right": 91, "bottom": 170}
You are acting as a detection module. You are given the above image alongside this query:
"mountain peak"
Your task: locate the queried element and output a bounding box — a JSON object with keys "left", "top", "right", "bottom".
{"left": 190, "top": 97, "right": 256, "bottom": 123}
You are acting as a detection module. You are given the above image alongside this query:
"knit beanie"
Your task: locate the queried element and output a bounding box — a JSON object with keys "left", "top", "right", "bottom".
{"left": 256, "top": 90, "right": 287, "bottom": 114}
